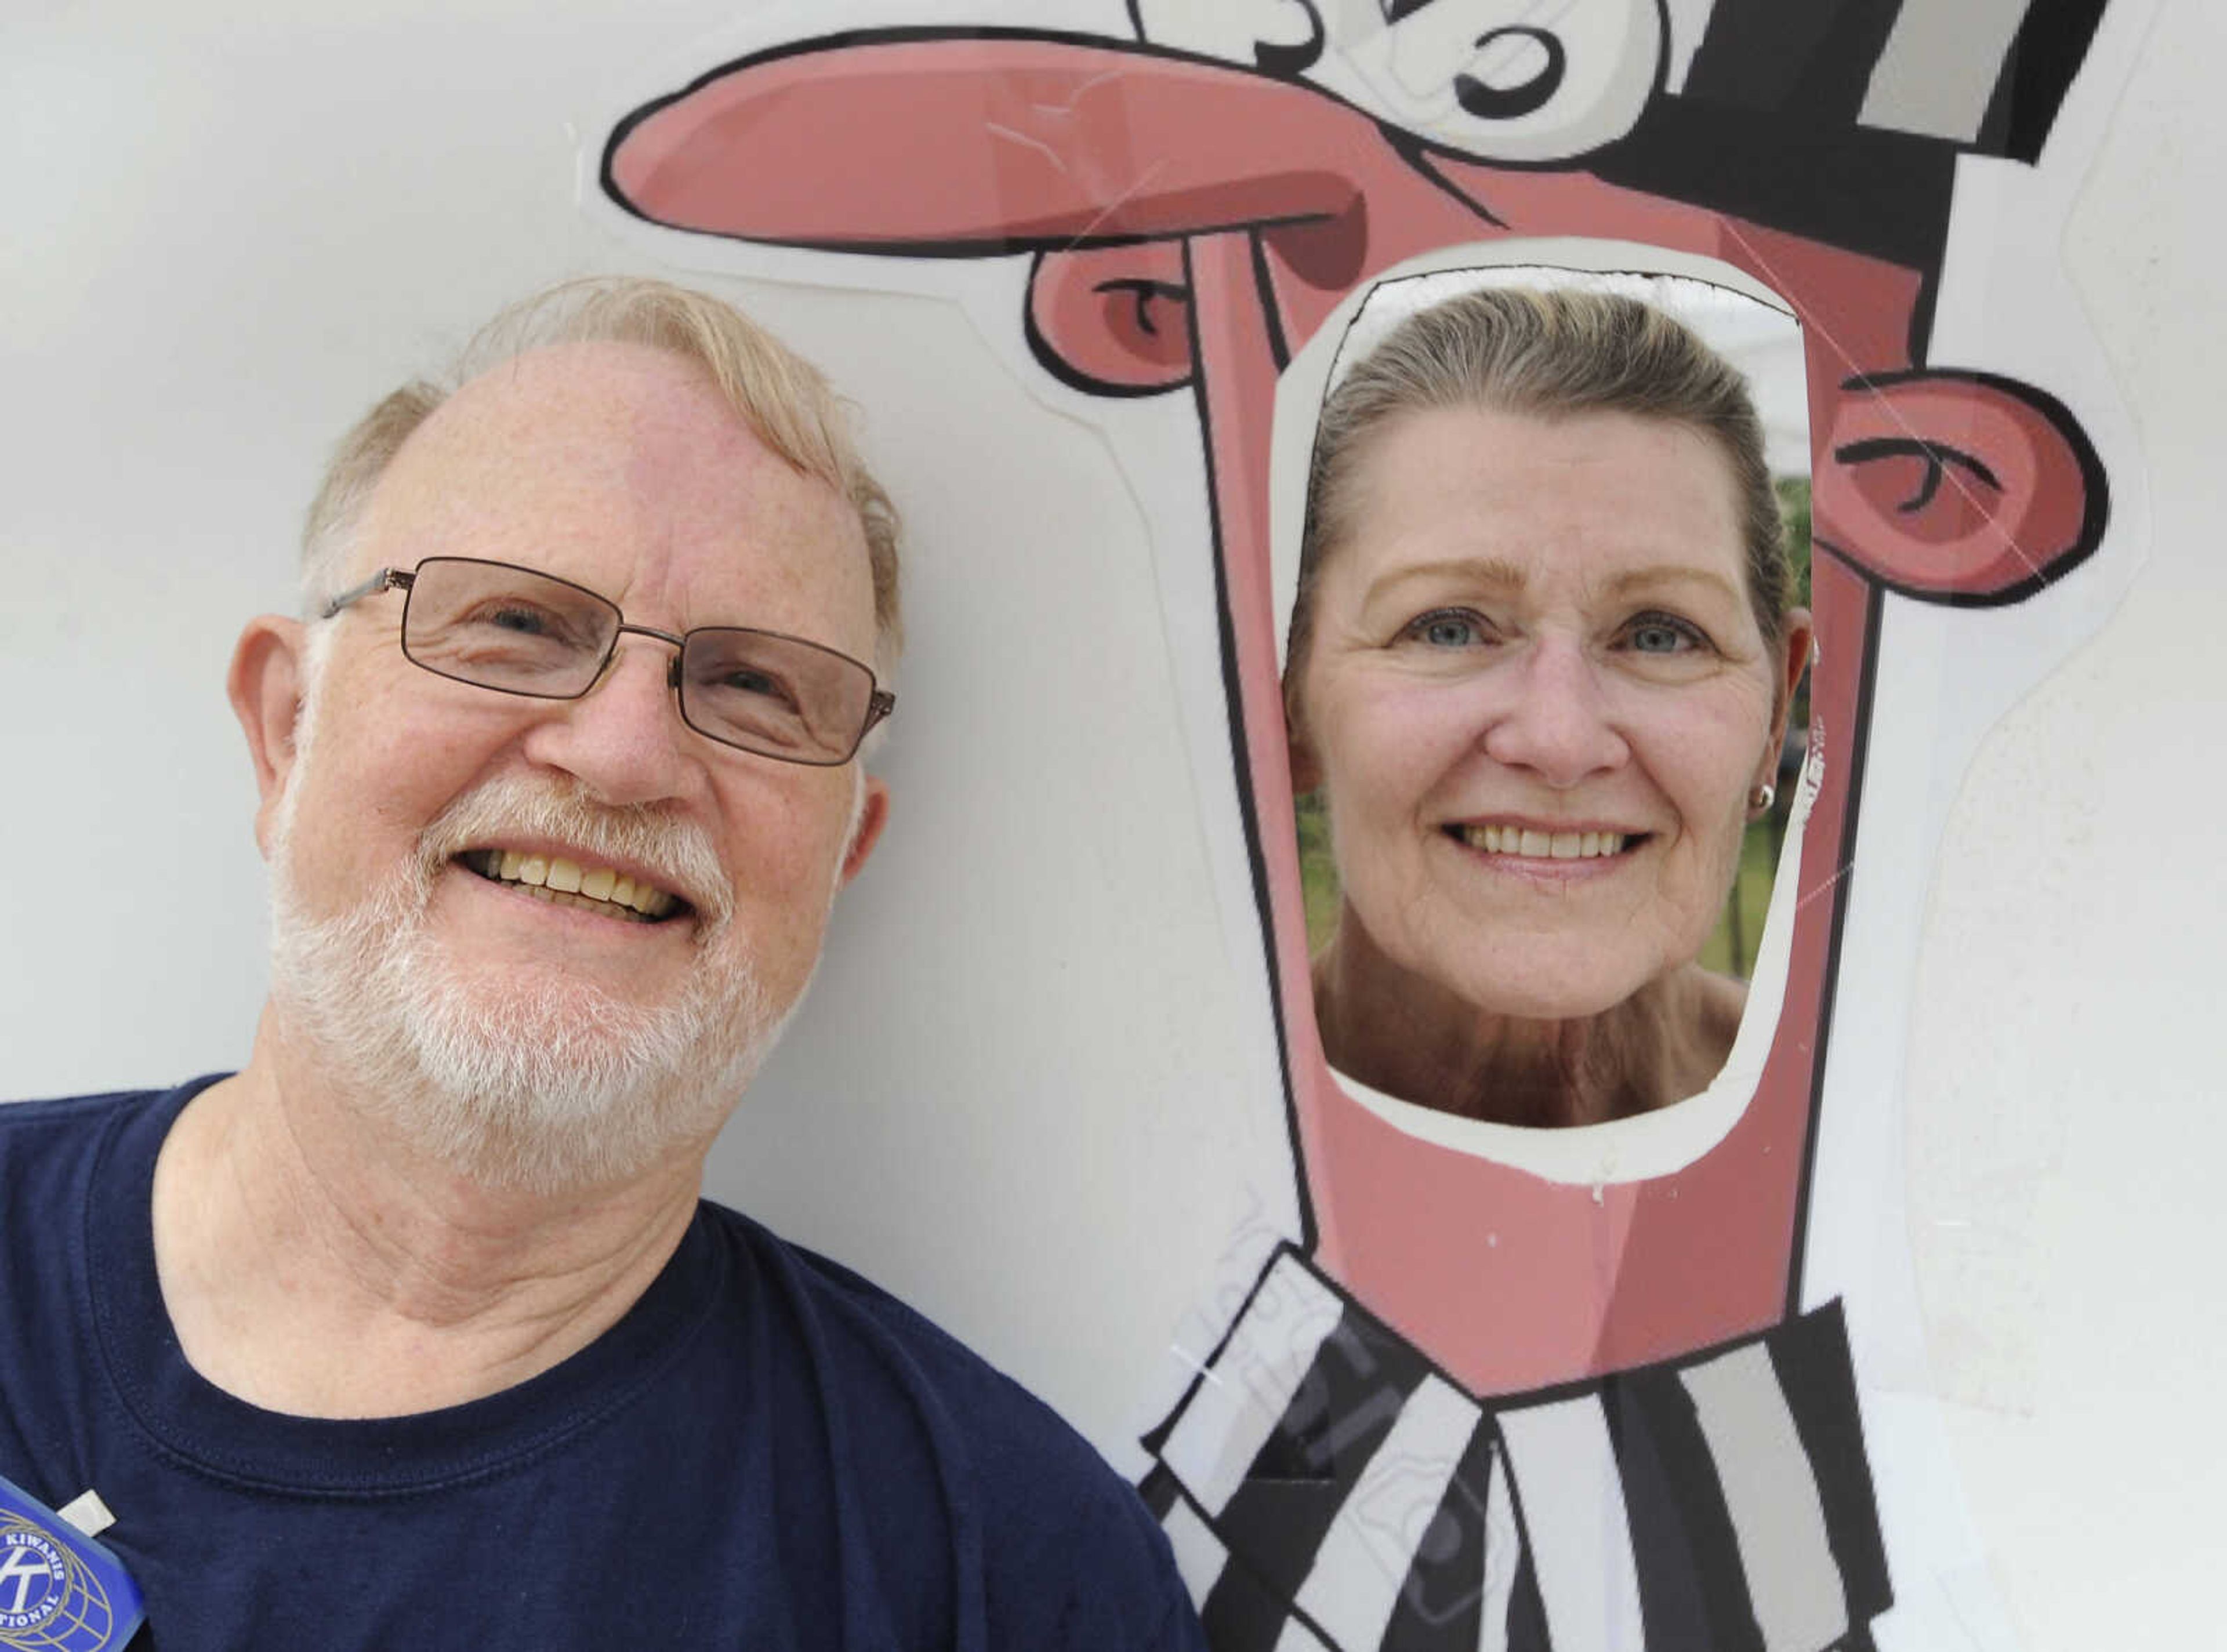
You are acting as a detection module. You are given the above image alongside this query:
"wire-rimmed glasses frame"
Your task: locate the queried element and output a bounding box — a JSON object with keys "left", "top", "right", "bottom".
{"left": 320, "top": 555, "right": 894, "bottom": 767}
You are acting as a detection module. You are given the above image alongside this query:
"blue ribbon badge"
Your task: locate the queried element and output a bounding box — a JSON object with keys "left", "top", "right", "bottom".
{"left": 0, "top": 1476, "right": 144, "bottom": 1650}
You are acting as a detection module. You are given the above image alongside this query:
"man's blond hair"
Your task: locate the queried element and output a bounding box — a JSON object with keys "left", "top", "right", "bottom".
{"left": 300, "top": 276, "right": 902, "bottom": 667}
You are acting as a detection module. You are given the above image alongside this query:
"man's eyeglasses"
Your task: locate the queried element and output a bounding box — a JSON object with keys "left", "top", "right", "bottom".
{"left": 321, "top": 556, "right": 894, "bottom": 767}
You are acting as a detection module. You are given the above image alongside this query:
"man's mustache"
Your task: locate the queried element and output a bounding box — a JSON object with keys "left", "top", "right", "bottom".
{"left": 415, "top": 775, "right": 734, "bottom": 931}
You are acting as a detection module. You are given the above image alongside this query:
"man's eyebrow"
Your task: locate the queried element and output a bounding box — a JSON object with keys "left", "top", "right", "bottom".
{"left": 1360, "top": 556, "right": 1529, "bottom": 608}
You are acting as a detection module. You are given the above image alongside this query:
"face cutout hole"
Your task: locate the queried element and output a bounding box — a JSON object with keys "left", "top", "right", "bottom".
{"left": 1283, "top": 262, "right": 1812, "bottom": 1138}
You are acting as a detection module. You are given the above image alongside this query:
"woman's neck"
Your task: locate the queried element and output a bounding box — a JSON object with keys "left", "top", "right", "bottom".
{"left": 1312, "top": 921, "right": 1743, "bottom": 1128}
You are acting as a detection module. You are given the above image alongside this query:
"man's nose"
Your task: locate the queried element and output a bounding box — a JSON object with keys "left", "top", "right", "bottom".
{"left": 1477, "top": 636, "right": 1630, "bottom": 786}
{"left": 520, "top": 637, "right": 697, "bottom": 806}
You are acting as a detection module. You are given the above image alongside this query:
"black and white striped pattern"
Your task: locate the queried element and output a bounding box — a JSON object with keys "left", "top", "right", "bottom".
{"left": 1664, "top": 0, "right": 2106, "bottom": 158}
{"left": 1142, "top": 1249, "right": 1890, "bottom": 1652}
{"left": 1582, "top": 0, "right": 2113, "bottom": 268}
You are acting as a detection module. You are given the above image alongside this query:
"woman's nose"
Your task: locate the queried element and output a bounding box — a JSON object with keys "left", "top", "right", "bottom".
{"left": 1478, "top": 636, "right": 1629, "bottom": 785}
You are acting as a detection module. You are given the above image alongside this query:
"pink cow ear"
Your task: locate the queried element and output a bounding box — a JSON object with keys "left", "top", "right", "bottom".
{"left": 1026, "top": 246, "right": 1197, "bottom": 395}
{"left": 1813, "top": 369, "right": 2105, "bottom": 604}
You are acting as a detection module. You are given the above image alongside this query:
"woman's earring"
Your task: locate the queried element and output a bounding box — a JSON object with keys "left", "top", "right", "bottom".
{"left": 1747, "top": 782, "right": 1776, "bottom": 815}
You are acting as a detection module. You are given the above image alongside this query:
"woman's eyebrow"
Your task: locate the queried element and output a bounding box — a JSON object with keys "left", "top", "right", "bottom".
{"left": 1602, "top": 565, "right": 1745, "bottom": 607}
{"left": 1360, "top": 556, "right": 1529, "bottom": 608}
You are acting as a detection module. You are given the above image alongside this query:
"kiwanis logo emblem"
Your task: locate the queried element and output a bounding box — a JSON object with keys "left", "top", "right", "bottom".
{"left": 0, "top": 1490, "right": 140, "bottom": 1652}
{"left": 0, "top": 1524, "right": 68, "bottom": 1633}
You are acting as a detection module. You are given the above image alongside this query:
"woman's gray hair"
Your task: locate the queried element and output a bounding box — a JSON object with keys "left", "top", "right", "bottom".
{"left": 1290, "top": 286, "right": 1789, "bottom": 691}
{"left": 299, "top": 276, "right": 902, "bottom": 671}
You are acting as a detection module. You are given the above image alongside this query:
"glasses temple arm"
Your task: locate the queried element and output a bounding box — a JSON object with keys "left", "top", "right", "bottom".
{"left": 318, "top": 567, "right": 415, "bottom": 620}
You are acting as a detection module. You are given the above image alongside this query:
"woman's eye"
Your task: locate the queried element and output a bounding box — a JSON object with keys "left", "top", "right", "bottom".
{"left": 1400, "top": 609, "right": 1490, "bottom": 649}
{"left": 1622, "top": 613, "right": 1708, "bottom": 656}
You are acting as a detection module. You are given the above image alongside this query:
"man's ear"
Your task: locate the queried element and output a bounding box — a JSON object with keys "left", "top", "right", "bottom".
{"left": 1813, "top": 368, "right": 2105, "bottom": 604}
{"left": 839, "top": 777, "right": 891, "bottom": 886}
{"left": 227, "top": 615, "right": 307, "bottom": 859}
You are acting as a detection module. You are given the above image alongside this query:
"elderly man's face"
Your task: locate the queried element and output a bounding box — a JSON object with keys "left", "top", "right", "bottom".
{"left": 260, "top": 342, "right": 885, "bottom": 1183}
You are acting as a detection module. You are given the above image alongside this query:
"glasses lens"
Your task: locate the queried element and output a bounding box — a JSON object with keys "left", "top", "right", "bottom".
{"left": 402, "top": 560, "right": 616, "bottom": 695}
{"left": 680, "top": 629, "right": 874, "bottom": 764}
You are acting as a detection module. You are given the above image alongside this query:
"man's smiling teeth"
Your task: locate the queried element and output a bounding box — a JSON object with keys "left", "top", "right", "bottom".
{"left": 1457, "top": 825, "right": 1630, "bottom": 859}
{"left": 462, "top": 848, "right": 679, "bottom": 920}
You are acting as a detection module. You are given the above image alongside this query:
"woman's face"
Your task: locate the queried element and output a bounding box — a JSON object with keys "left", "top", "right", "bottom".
{"left": 1293, "top": 402, "right": 1807, "bottom": 1022}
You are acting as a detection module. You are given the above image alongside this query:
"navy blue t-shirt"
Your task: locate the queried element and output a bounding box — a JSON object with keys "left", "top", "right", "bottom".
{"left": 0, "top": 1079, "right": 1205, "bottom": 1650}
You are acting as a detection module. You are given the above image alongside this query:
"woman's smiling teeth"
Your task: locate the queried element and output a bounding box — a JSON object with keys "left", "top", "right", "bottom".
{"left": 460, "top": 848, "right": 681, "bottom": 921}
{"left": 1452, "top": 824, "right": 1633, "bottom": 859}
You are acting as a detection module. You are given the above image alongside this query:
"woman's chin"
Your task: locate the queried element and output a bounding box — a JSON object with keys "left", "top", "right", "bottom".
{"left": 1321, "top": 911, "right": 1710, "bottom": 1034}
{"left": 1428, "top": 952, "right": 1677, "bottom": 1027}
{"left": 1465, "top": 984, "right": 1646, "bottom": 1026}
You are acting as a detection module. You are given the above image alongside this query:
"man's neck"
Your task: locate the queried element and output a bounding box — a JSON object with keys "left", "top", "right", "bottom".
{"left": 150, "top": 1010, "right": 707, "bottom": 1418}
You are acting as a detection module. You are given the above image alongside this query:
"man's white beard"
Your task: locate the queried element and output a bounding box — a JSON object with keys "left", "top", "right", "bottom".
{"left": 266, "top": 760, "right": 806, "bottom": 1195}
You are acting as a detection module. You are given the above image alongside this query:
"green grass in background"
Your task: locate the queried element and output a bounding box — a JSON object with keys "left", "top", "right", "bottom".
{"left": 1296, "top": 791, "right": 1341, "bottom": 956}
{"left": 1697, "top": 814, "right": 1787, "bottom": 978}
